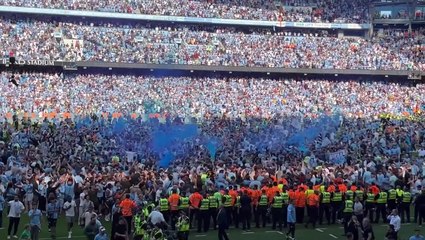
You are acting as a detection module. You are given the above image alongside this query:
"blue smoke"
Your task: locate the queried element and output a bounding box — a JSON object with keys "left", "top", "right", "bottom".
{"left": 159, "top": 151, "right": 175, "bottom": 168}
{"left": 75, "top": 116, "right": 92, "bottom": 129}
{"left": 151, "top": 123, "right": 199, "bottom": 166}
{"left": 112, "top": 117, "right": 126, "bottom": 134}
{"left": 286, "top": 115, "right": 340, "bottom": 150}
{"left": 206, "top": 139, "right": 218, "bottom": 160}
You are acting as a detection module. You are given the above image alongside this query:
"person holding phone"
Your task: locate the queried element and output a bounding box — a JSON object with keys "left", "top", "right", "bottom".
{"left": 387, "top": 209, "right": 401, "bottom": 236}
{"left": 347, "top": 215, "right": 360, "bottom": 240}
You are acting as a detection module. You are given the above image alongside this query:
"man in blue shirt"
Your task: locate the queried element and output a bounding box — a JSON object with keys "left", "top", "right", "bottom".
{"left": 28, "top": 203, "right": 42, "bottom": 240}
{"left": 287, "top": 199, "right": 296, "bottom": 240}
{"left": 410, "top": 229, "right": 425, "bottom": 240}
{"left": 94, "top": 226, "right": 108, "bottom": 240}
{"left": 47, "top": 198, "right": 60, "bottom": 240}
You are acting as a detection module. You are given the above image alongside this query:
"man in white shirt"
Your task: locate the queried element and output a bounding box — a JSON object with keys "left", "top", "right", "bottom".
{"left": 83, "top": 207, "right": 98, "bottom": 227}
{"left": 7, "top": 196, "right": 25, "bottom": 239}
{"left": 353, "top": 197, "right": 364, "bottom": 221}
{"left": 387, "top": 209, "right": 401, "bottom": 234}
{"left": 148, "top": 207, "right": 168, "bottom": 227}
{"left": 63, "top": 197, "right": 77, "bottom": 239}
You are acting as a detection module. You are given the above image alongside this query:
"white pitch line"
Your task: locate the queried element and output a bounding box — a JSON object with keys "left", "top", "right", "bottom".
{"left": 40, "top": 236, "right": 85, "bottom": 240}
{"left": 242, "top": 231, "right": 255, "bottom": 234}
{"left": 265, "top": 230, "right": 284, "bottom": 234}
{"left": 195, "top": 234, "right": 207, "bottom": 237}
{"left": 329, "top": 234, "right": 338, "bottom": 239}
{"left": 316, "top": 228, "right": 324, "bottom": 232}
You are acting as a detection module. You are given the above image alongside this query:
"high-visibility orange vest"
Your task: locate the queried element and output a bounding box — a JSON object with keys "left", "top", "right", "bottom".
{"left": 307, "top": 194, "right": 319, "bottom": 207}
{"left": 229, "top": 190, "right": 237, "bottom": 206}
{"left": 339, "top": 184, "right": 348, "bottom": 193}
{"left": 295, "top": 191, "right": 306, "bottom": 208}
{"left": 251, "top": 190, "right": 261, "bottom": 206}
{"left": 168, "top": 194, "right": 180, "bottom": 211}
{"left": 289, "top": 190, "right": 296, "bottom": 200}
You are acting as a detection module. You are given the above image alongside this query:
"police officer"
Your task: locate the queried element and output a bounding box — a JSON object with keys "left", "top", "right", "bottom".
{"left": 365, "top": 188, "right": 376, "bottom": 221}
{"left": 198, "top": 194, "right": 210, "bottom": 233}
{"left": 257, "top": 190, "right": 268, "bottom": 228}
{"left": 281, "top": 187, "right": 289, "bottom": 228}
{"left": 223, "top": 190, "right": 233, "bottom": 229}
{"left": 400, "top": 187, "right": 412, "bottom": 223}
{"left": 375, "top": 189, "right": 388, "bottom": 224}
{"left": 133, "top": 211, "right": 147, "bottom": 240}
{"left": 388, "top": 187, "right": 397, "bottom": 212}
{"left": 345, "top": 188, "right": 354, "bottom": 202}
{"left": 208, "top": 191, "right": 219, "bottom": 230}
{"left": 151, "top": 226, "right": 165, "bottom": 240}
{"left": 355, "top": 187, "right": 364, "bottom": 204}
{"left": 179, "top": 193, "right": 190, "bottom": 216}
{"left": 331, "top": 187, "right": 343, "bottom": 224}
{"left": 176, "top": 211, "right": 190, "bottom": 240}
{"left": 159, "top": 193, "right": 170, "bottom": 223}
{"left": 343, "top": 195, "right": 354, "bottom": 235}
{"left": 271, "top": 191, "right": 283, "bottom": 231}
{"left": 319, "top": 189, "right": 331, "bottom": 225}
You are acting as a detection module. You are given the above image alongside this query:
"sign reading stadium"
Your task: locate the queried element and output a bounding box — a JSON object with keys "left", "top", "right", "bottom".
{"left": 2, "top": 59, "right": 55, "bottom": 66}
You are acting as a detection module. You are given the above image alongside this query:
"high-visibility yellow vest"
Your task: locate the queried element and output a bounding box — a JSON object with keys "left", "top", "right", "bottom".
{"left": 306, "top": 189, "right": 314, "bottom": 196}
{"left": 200, "top": 199, "right": 210, "bottom": 210}
{"left": 272, "top": 196, "right": 283, "bottom": 208}
{"left": 152, "top": 228, "right": 164, "bottom": 240}
{"left": 281, "top": 192, "right": 289, "bottom": 204}
{"left": 177, "top": 217, "right": 189, "bottom": 232}
{"left": 134, "top": 214, "right": 141, "bottom": 224}
{"left": 366, "top": 193, "right": 375, "bottom": 203}
{"left": 396, "top": 189, "right": 404, "bottom": 197}
{"left": 224, "top": 195, "right": 232, "bottom": 207}
{"left": 343, "top": 200, "right": 354, "bottom": 213}
{"left": 159, "top": 198, "right": 169, "bottom": 211}
{"left": 214, "top": 192, "right": 223, "bottom": 206}
{"left": 235, "top": 196, "right": 241, "bottom": 207}
{"left": 201, "top": 174, "right": 208, "bottom": 184}
{"left": 135, "top": 219, "right": 146, "bottom": 235}
{"left": 180, "top": 197, "right": 189, "bottom": 209}
{"left": 259, "top": 195, "right": 268, "bottom": 206}
{"left": 320, "top": 185, "right": 325, "bottom": 193}
{"left": 209, "top": 196, "right": 218, "bottom": 208}
{"left": 355, "top": 190, "right": 364, "bottom": 201}
{"left": 345, "top": 190, "right": 354, "bottom": 200}
{"left": 388, "top": 189, "right": 397, "bottom": 200}
{"left": 322, "top": 192, "right": 331, "bottom": 203}
{"left": 332, "top": 192, "right": 342, "bottom": 202}
{"left": 377, "top": 192, "right": 388, "bottom": 204}
{"left": 143, "top": 207, "right": 149, "bottom": 218}
{"left": 403, "top": 192, "right": 411, "bottom": 203}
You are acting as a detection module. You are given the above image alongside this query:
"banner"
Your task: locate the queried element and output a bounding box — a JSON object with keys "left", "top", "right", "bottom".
{"left": 1, "top": 58, "right": 55, "bottom": 66}
{"left": 328, "top": 149, "right": 347, "bottom": 164}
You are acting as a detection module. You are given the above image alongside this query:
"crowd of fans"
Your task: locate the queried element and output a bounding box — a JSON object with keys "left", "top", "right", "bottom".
{"left": 0, "top": 72, "right": 425, "bottom": 239}
{"left": 1, "top": 73, "right": 425, "bottom": 119}
{"left": 0, "top": 0, "right": 370, "bottom": 23}
{"left": 1, "top": 19, "right": 424, "bottom": 71}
